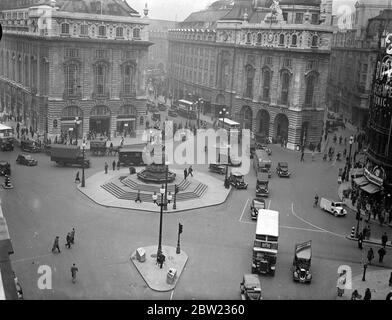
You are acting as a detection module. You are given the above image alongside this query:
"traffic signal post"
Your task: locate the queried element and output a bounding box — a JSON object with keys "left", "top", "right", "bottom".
{"left": 176, "top": 223, "right": 183, "bottom": 254}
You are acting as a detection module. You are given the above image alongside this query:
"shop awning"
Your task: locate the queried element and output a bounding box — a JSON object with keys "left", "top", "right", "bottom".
{"left": 354, "top": 176, "right": 369, "bottom": 186}
{"left": 360, "top": 183, "right": 381, "bottom": 194}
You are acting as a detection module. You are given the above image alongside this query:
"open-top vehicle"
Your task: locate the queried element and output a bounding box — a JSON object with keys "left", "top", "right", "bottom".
{"left": 292, "top": 241, "right": 312, "bottom": 283}
{"left": 276, "top": 162, "right": 290, "bottom": 178}
{"left": 256, "top": 173, "right": 269, "bottom": 197}
{"left": 208, "top": 163, "right": 226, "bottom": 175}
{"left": 240, "top": 274, "right": 262, "bottom": 300}
{"left": 228, "top": 171, "right": 248, "bottom": 189}
{"left": 250, "top": 198, "right": 266, "bottom": 220}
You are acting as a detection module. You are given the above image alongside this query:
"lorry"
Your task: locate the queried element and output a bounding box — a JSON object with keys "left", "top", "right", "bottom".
{"left": 319, "top": 198, "right": 347, "bottom": 217}
{"left": 50, "top": 145, "right": 90, "bottom": 168}
{"left": 292, "top": 241, "right": 312, "bottom": 283}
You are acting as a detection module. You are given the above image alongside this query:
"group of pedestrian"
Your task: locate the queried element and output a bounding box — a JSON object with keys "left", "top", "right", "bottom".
{"left": 351, "top": 288, "right": 372, "bottom": 300}
{"left": 184, "top": 166, "right": 193, "bottom": 180}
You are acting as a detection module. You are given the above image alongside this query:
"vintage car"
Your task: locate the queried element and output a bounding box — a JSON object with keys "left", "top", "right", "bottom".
{"left": 250, "top": 198, "right": 266, "bottom": 220}
{"left": 240, "top": 274, "right": 262, "bottom": 300}
{"left": 0, "top": 138, "right": 14, "bottom": 151}
{"left": 276, "top": 162, "right": 291, "bottom": 178}
{"left": 168, "top": 109, "right": 178, "bottom": 117}
{"left": 319, "top": 198, "right": 347, "bottom": 217}
{"left": 90, "top": 140, "right": 107, "bottom": 156}
{"left": 292, "top": 241, "right": 312, "bottom": 283}
{"left": 158, "top": 103, "right": 167, "bottom": 111}
{"left": 259, "top": 144, "right": 272, "bottom": 156}
{"left": 208, "top": 163, "right": 226, "bottom": 175}
{"left": 256, "top": 173, "right": 269, "bottom": 197}
{"left": 0, "top": 161, "right": 11, "bottom": 176}
{"left": 228, "top": 171, "right": 248, "bottom": 189}
{"left": 229, "top": 155, "right": 242, "bottom": 167}
{"left": 20, "top": 140, "right": 40, "bottom": 153}
{"left": 16, "top": 154, "right": 38, "bottom": 166}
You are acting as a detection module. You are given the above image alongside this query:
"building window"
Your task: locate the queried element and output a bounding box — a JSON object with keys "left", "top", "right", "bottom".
{"left": 123, "top": 64, "right": 135, "bottom": 95}
{"left": 65, "top": 63, "right": 80, "bottom": 97}
{"left": 306, "top": 60, "right": 318, "bottom": 71}
{"left": 61, "top": 23, "right": 70, "bottom": 34}
{"left": 265, "top": 56, "right": 273, "bottom": 66}
{"left": 80, "top": 25, "right": 88, "bottom": 36}
{"left": 295, "top": 13, "right": 303, "bottom": 24}
{"left": 257, "top": 33, "right": 262, "bottom": 44}
{"left": 280, "top": 72, "right": 290, "bottom": 105}
{"left": 246, "top": 33, "right": 252, "bottom": 44}
{"left": 283, "top": 58, "right": 292, "bottom": 68}
{"left": 133, "top": 28, "right": 140, "bottom": 39}
{"left": 279, "top": 34, "right": 285, "bottom": 46}
{"left": 95, "top": 63, "right": 108, "bottom": 95}
{"left": 305, "top": 74, "right": 316, "bottom": 106}
{"left": 311, "top": 35, "right": 318, "bottom": 47}
{"left": 283, "top": 12, "right": 288, "bottom": 21}
{"left": 311, "top": 14, "right": 319, "bottom": 24}
{"left": 116, "top": 27, "right": 123, "bottom": 38}
{"left": 244, "top": 65, "right": 255, "bottom": 99}
{"left": 263, "top": 69, "right": 271, "bottom": 101}
{"left": 291, "top": 34, "right": 297, "bottom": 46}
{"left": 98, "top": 25, "right": 106, "bottom": 37}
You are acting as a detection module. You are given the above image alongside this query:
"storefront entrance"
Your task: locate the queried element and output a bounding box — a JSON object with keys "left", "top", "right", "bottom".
{"left": 90, "top": 105, "right": 111, "bottom": 136}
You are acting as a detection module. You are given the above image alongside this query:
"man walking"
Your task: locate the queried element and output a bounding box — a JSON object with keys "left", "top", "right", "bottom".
{"left": 65, "top": 232, "right": 72, "bottom": 249}
{"left": 378, "top": 247, "right": 386, "bottom": 263}
{"left": 358, "top": 232, "right": 363, "bottom": 250}
{"left": 104, "top": 162, "right": 108, "bottom": 174}
{"left": 382, "top": 232, "right": 388, "bottom": 248}
{"left": 112, "top": 160, "right": 116, "bottom": 171}
{"left": 188, "top": 165, "right": 193, "bottom": 177}
{"left": 70, "top": 228, "right": 75, "bottom": 245}
{"left": 184, "top": 168, "right": 188, "bottom": 180}
{"left": 71, "top": 263, "right": 79, "bottom": 284}
{"left": 300, "top": 150, "right": 305, "bottom": 162}
{"left": 52, "top": 236, "right": 61, "bottom": 253}
{"left": 75, "top": 171, "right": 80, "bottom": 184}
{"left": 117, "top": 160, "right": 121, "bottom": 171}
{"left": 367, "top": 248, "right": 374, "bottom": 265}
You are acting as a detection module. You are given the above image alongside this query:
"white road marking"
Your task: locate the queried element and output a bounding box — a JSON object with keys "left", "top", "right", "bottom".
{"left": 280, "top": 225, "right": 326, "bottom": 233}
{"left": 170, "top": 290, "right": 174, "bottom": 300}
{"left": 291, "top": 203, "right": 346, "bottom": 238}
{"left": 239, "top": 198, "right": 249, "bottom": 222}
{"left": 12, "top": 253, "right": 53, "bottom": 264}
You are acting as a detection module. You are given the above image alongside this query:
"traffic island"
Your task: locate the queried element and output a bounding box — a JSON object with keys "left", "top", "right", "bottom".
{"left": 131, "top": 245, "right": 188, "bottom": 292}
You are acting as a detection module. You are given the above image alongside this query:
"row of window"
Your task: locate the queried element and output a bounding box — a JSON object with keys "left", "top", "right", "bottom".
{"left": 245, "top": 33, "right": 319, "bottom": 48}
{"left": 60, "top": 23, "right": 141, "bottom": 39}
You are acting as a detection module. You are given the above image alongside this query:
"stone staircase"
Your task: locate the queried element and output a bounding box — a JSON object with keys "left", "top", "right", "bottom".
{"left": 121, "top": 178, "right": 191, "bottom": 193}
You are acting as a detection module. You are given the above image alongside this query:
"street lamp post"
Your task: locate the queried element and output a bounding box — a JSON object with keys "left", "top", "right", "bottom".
{"left": 346, "top": 135, "right": 354, "bottom": 181}
{"left": 219, "top": 107, "right": 230, "bottom": 188}
{"left": 152, "top": 180, "right": 173, "bottom": 263}
{"left": 74, "top": 116, "right": 81, "bottom": 145}
{"left": 81, "top": 142, "right": 86, "bottom": 187}
{"left": 197, "top": 98, "right": 203, "bottom": 129}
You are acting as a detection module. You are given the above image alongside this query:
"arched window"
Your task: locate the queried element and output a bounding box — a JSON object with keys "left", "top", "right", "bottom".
{"left": 123, "top": 64, "right": 135, "bottom": 96}
{"left": 257, "top": 33, "right": 262, "bottom": 44}
{"left": 263, "top": 69, "right": 271, "bottom": 101}
{"left": 291, "top": 34, "right": 297, "bottom": 46}
{"left": 280, "top": 72, "right": 290, "bottom": 105}
{"left": 64, "top": 63, "right": 80, "bottom": 97}
{"left": 133, "top": 28, "right": 140, "bottom": 39}
{"left": 244, "top": 65, "right": 255, "bottom": 99}
{"left": 61, "top": 23, "right": 69, "bottom": 34}
{"left": 305, "top": 74, "right": 316, "bottom": 106}
{"left": 98, "top": 25, "right": 106, "bottom": 37}
{"left": 116, "top": 27, "right": 123, "bottom": 38}
{"left": 94, "top": 63, "right": 108, "bottom": 95}
{"left": 279, "top": 34, "right": 285, "bottom": 46}
{"left": 311, "top": 35, "right": 318, "bottom": 47}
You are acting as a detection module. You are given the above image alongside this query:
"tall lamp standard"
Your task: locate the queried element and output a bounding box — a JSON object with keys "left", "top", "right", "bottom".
{"left": 81, "top": 142, "right": 86, "bottom": 187}
{"left": 346, "top": 135, "right": 354, "bottom": 181}
{"left": 152, "top": 181, "right": 173, "bottom": 262}
{"left": 219, "top": 107, "right": 230, "bottom": 188}
{"left": 74, "top": 116, "right": 81, "bottom": 145}
{"left": 197, "top": 98, "right": 204, "bottom": 129}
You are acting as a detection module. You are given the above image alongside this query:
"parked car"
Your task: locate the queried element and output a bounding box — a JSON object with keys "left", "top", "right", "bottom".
{"left": 20, "top": 140, "right": 40, "bottom": 153}
{"left": 16, "top": 154, "right": 38, "bottom": 166}
{"left": 168, "top": 109, "right": 178, "bottom": 117}
{"left": 228, "top": 171, "right": 248, "bottom": 189}
{"left": 0, "top": 138, "right": 14, "bottom": 151}
{"left": 319, "top": 198, "right": 347, "bottom": 217}
{"left": 250, "top": 198, "right": 266, "bottom": 220}
{"left": 276, "top": 162, "right": 291, "bottom": 178}
{"left": 0, "top": 161, "right": 11, "bottom": 176}
{"left": 208, "top": 163, "right": 226, "bottom": 175}
{"left": 240, "top": 274, "right": 262, "bottom": 300}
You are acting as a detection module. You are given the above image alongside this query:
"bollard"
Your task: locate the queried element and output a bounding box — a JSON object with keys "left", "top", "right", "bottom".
{"left": 350, "top": 227, "right": 356, "bottom": 238}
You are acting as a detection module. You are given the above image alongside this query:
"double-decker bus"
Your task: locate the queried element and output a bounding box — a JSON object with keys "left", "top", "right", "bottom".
{"left": 253, "top": 149, "right": 272, "bottom": 177}
{"left": 252, "top": 209, "right": 279, "bottom": 275}
{"left": 177, "top": 100, "right": 197, "bottom": 119}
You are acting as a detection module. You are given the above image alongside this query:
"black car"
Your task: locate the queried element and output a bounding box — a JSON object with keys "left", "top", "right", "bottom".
{"left": 250, "top": 198, "right": 266, "bottom": 220}
{"left": 168, "top": 109, "right": 178, "bottom": 117}
{"left": 16, "top": 154, "right": 38, "bottom": 166}
{"left": 0, "top": 139, "right": 14, "bottom": 151}
{"left": 208, "top": 163, "right": 226, "bottom": 175}
{"left": 21, "top": 140, "right": 40, "bottom": 153}
{"left": 276, "top": 162, "right": 291, "bottom": 178}
{"left": 228, "top": 171, "right": 248, "bottom": 189}
{"left": 0, "top": 161, "right": 11, "bottom": 176}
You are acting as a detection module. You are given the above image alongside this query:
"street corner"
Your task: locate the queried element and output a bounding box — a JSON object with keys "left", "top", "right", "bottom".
{"left": 130, "top": 245, "right": 188, "bottom": 292}
{"left": 339, "top": 269, "right": 392, "bottom": 300}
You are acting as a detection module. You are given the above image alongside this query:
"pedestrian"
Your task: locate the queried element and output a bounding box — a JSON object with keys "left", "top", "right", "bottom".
{"left": 184, "top": 168, "right": 188, "bottom": 180}
{"left": 75, "top": 171, "right": 80, "bottom": 183}
{"left": 378, "top": 247, "right": 386, "bottom": 263}
{"left": 188, "top": 165, "right": 193, "bottom": 177}
{"left": 70, "top": 263, "right": 79, "bottom": 284}
{"left": 112, "top": 160, "right": 116, "bottom": 171}
{"left": 300, "top": 151, "right": 305, "bottom": 162}
{"left": 52, "top": 236, "right": 61, "bottom": 253}
{"left": 351, "top": 290, "right": 362, "bottom": 300}
{"left": 311, "top": 151, "right": 315, "bottom": 161}
{"left": 65, "top": 232, "right": 72, "bottom": 249}
{"left": 117, "top": 160, "right": 121, "bottom": 171}
{"left": 367, "top": 248, "right": 374, "bottom": 265}
{"left": 70, "top": 228, "right": 75, "bottom": 244}
{"left": 382, "top": 232, "right": 388, "bottom": 248}
{"left": 104, "top": 162, "right": 108, "bottom": 174}
{"left": 363, "top": 288, "right": 371, "bottom": 300}
{"left": 344, "top": 137, "right": 347, "bottom": 145}
{"left": 343, "top": 148, "right": 347, "bottom": 158}
{"left": 358, "top": 232, "right": 363, "bottom": 250}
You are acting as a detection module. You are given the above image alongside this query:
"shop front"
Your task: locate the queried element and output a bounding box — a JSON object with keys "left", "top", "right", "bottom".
{"left": 116, "top": 105, "right": 137, "bottom": 137}
{"left": 90, "top": 106, "right": 111, "bottom": 136}
{"left": 60, "top": 106, "right": 83, "bottom": 139}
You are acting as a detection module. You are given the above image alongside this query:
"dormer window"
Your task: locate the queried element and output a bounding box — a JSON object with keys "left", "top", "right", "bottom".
{"left": 116, "top": 27, "right": 123, "bottom": 38}
{"left": 61, "top": 23, "right": 70, "bottom": 35}
{"left": 98, "top": 25, "right": 106, "bottom": 37}
{"left": 133, "top": 28, "right": 140, "bottom": 39}
{"left": 291, "top": 34, "right": 297, "bottom": 47}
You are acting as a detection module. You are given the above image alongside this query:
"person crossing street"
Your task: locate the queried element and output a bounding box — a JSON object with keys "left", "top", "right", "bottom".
{"left": 71, "top": 263, "right": 79, "bottom": 284}
{"left": 52, "top": 236, "right": 61, "bottom": 253}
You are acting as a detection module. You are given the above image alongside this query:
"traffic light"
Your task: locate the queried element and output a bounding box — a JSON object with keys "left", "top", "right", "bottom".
{"left": 179, "top": 223, "right": 183, "bottom": 234}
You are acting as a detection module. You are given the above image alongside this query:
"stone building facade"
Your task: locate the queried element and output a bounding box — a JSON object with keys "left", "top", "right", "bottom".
{"left": 0, "top": 0, "right": 151, "bottom": 139}
{"left": 168, "top": 0, "right": 333, "bottom": 150}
